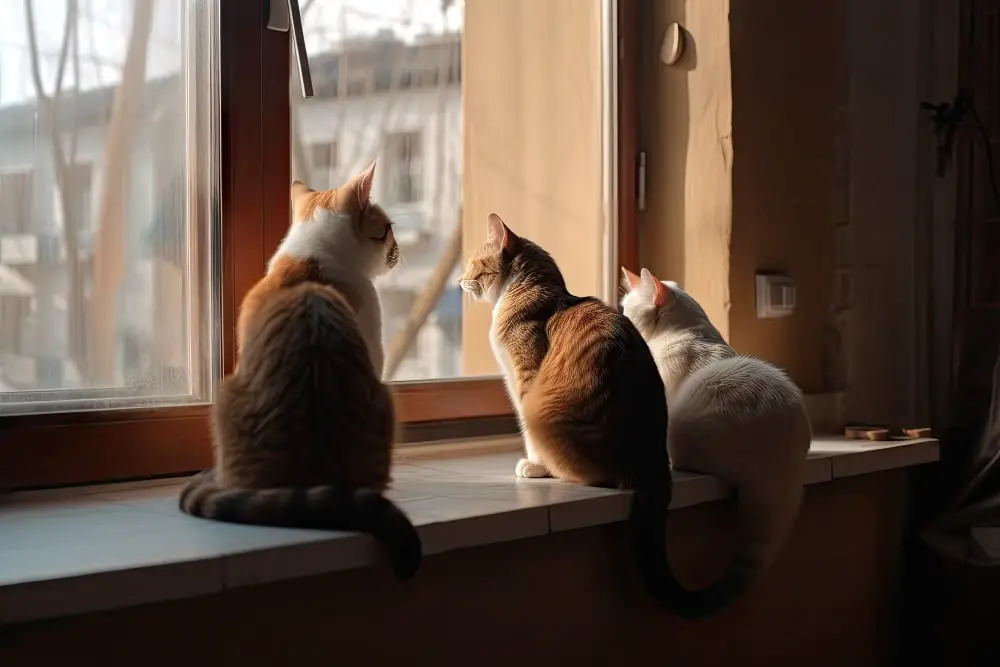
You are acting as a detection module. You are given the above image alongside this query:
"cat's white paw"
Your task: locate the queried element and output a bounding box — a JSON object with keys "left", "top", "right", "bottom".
{"left": 516, "top": 458, "right": 551, "bottom": 479}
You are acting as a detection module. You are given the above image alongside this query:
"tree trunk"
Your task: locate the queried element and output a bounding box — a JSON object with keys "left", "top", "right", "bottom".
{"left": 383, "top": 219, "right": 461, "bottom": 380}
{"left": 90, "top": 0, "right": 156, "bottom": 386}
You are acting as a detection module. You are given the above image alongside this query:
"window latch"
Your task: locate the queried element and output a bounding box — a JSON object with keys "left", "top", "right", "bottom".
{"left": 267, "top": 0, "right": 314, "bottom": 99}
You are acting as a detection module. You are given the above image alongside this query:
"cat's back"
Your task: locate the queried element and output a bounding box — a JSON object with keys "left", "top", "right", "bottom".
{"left": 550, "top": 296, "right": 633, "bottom": 353}
{"left": 539, "top": 298, "right": 665, "bottom": 426}
{"left": 216, "top": 280, "right": 393, "bottom": 489}
{"left": 544, "top": 297, "right": 657, "bottom": 375}
{"left": 670, "top": 355, "right": 811, "bottom": 453}
{"left": 677, "top": 355, "right": 803, "bottom": 414}
{"left": 240, "top": 281, "right": 373, "bottom": 380}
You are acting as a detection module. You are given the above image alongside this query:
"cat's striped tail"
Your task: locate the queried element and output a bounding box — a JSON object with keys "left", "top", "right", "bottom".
{"left": 630, "top": 483, "right": 759, "bottom": 619}
{"left": 179, "top": 469, "right": 422, "bottom": 580}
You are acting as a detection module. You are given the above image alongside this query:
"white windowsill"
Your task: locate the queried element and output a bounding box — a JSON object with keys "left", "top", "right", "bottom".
{"left": 0, "top": 435, "right": 938, "bottom": 626}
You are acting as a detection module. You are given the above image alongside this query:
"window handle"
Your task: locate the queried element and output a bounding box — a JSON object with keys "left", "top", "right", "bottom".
{"left": 267, "top": 0, "right": 314, "bottom": 98}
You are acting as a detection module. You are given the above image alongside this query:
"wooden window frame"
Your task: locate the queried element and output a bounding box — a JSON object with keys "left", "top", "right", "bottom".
{"left": 0, "top": 0, "right": 640, "bottom": 491}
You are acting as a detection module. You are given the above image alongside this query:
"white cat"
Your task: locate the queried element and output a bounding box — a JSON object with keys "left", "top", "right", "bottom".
{"left": 621, "top": 267, "right": 812, "bottom": 614}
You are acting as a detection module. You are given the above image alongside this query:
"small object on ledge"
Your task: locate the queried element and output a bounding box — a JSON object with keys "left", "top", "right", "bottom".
{"left": 902, "top": 427, "right": 933, "bottom": 439}
{"left": 660, "top": 22, "right": 685, "bottom": 66}
{"left": 845, "top": 426, "right": 890, "bottom": 441}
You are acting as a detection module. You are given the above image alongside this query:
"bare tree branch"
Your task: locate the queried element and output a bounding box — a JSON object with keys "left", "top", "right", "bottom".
{"left": 24, "top": 0, "right": 89, "bottom": 379}
{"left": 51, "top": 2, "right": 75, "bottom": 95}
{"left": 69, "top": 2, "right": 80, "bottom": 162}
{"left": 384, "top": 218, "right": 461, "bottom": 379}
{"left": 24, "top": 0, "right": 77, "bottom": 154}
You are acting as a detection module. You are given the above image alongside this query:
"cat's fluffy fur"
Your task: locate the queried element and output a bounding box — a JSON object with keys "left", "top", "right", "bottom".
{"left": 622, "top": 267, "right": 812, "bottom": 617}
{"left": 459, "top": 214, "right": 693, "bottom": 615}
{"left": 179, "top": 164, "right": 421, "bottom": 581}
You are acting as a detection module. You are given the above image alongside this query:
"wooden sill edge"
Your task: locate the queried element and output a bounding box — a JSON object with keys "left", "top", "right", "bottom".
{"left": 0, "top": 436, "right": 939, "bottom": 627}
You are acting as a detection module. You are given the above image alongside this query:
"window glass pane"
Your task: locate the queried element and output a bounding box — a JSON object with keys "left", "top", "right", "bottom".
{"left": 294, "top": 0, "right": 612, "bottom": 382}
{"left": 0, "top": 0, "right": 219, "bottom": 413}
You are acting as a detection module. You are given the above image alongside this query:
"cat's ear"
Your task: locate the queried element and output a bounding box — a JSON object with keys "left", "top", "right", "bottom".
{"left": 640, "top": 267, "right": 670, "bottom": 307}
{"left": 487, "top": 213, "right": 517, "bottom": 251}
{"left": 621, "top": 267, "right": 641, "bottom": 292}
{"left": 345, "top": 161, "right": 376, "bottom": 210}
{"left": 291, "top": 180, "right": 313, "bottom": 201}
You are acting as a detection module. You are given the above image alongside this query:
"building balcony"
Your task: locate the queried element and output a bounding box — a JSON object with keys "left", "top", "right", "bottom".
{"left": 383, "top": 203, "right": 431, "bottom": 245}
{"left": 0, "top": 234, "right": 40, "bottom": 265}
{"left": 0, "top": 230, "right": 95, "bottom": 265}
{"left": 1, "top": 353, "right": 81, "bottom": 390}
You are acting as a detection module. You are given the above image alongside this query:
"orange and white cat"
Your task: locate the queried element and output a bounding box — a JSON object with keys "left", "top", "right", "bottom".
{"left": 180, "top": 163, "right": 421, "bottom": 580}
{"left": 459, "top": 213, "right": 702, "bottom": 616}
{"left": 622, "top": 267, "right": 812, "bottom": 615}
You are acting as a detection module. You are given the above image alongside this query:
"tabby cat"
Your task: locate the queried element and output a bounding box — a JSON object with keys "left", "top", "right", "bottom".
{"left": 459, "top": 213, "right": 699, "bottom": 616}
{"left": 179, "top": 164, "right": 421, "bottom": 580}
{"left": 622, "top": 267, "right": 812, "bottom": 615}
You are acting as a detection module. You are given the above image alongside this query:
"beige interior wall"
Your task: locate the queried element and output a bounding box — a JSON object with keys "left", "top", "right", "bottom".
{"left": 728, "top": 0, "right": 841, "bottom": 393}
{"left": 460, "top": 0, "right": 605, "bottom": 376}
{"left": 643, "top": 0, "right": 839, "bottom": 393}
{"left": 463, "top": 0, "right": 917, "bottom": 402}
{"left": 640, "top": 0, "right": 733, "bottom": 341}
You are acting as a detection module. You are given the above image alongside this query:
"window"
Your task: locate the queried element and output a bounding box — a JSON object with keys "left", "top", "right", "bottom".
{"left": 0, "top": 0, "right": 216, "bottom": 409}
{"left": 0, "top": 0, "right": 284, "bottom": 489}
{"left": 306, "top": 140, "right": 339, "bottom": 188}
{"left": 294, "top": 0, "right": 636, "bottom": 391}
{"left": 0, "top": 169, "right": 34, "bottom": 234}
{"left": 1, "top": 0, "right": 638, "bottom": 490}
{"left": 309, "top": 141, "right": 338, "bottom": 170}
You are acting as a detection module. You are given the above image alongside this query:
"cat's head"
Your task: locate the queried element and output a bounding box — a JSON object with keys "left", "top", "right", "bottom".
{"left": 457, "top": 213, "right": 519, "bottom": 303}
{"left": 284, "top": 162, "right": 399, "bottom": 278}
{"left": 620, "top": 267, "right": 712, "bottom": 338}
{"left": 458, "top": 213, "right": 517, "bottom": 303}
{"left": 459, "top": 213, "right": 565, "bottom": 304}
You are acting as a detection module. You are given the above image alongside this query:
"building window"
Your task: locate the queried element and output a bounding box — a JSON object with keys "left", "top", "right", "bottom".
{"left": 309, "top": 141, "right": 338, "bottom": 171}
{"left": 384, "top": 131, "right": 422, "bottom": 205}
{"left": 61, "top": 162, "right": 94, "bottom": 234}
{"left": 0, "top": 169, "right": 34, "bottom": 234}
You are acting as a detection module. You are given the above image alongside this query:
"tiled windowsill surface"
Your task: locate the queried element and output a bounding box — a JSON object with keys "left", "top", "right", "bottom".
{"left": 0, "top": 435, "right": 938, "bottom": 625}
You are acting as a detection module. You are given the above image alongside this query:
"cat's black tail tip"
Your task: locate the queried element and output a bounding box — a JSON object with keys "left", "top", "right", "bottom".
{"left": 631, "top": 488, "right": 745, "bottom": 620}
{"left": 352, "top": 488, "right": 423, "bottom": 581}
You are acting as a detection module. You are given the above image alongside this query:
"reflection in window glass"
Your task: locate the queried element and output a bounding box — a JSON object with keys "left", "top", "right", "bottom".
{"left": 299, "top": 0, "right": 611, "bottom": 384}
{"left": 0, "top": 0, "right": 218, "bottom": 413}
{"left": 295, "top": 0, "right": 464, "bottom": 382}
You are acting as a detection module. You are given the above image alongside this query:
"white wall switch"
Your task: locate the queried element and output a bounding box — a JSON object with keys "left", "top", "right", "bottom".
{"left": 755, "top": 272, "right": 796, "bottom": 319}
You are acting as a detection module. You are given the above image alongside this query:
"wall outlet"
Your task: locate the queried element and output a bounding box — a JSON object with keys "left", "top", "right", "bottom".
{"left": 755, "top": 272, "right": 796, "bottom": 319}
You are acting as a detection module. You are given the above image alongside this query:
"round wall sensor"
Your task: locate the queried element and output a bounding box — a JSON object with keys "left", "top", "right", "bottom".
{"left": 660, "top": 22, "right": 685, "bottom": 66}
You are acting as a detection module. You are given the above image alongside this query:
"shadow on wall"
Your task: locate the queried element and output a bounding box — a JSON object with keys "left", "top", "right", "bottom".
{"left": 728, "top": 0, "right": 839, "bottom": 393}
{"left": 639, "top": 0, "right": 692, "bottom": 286}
